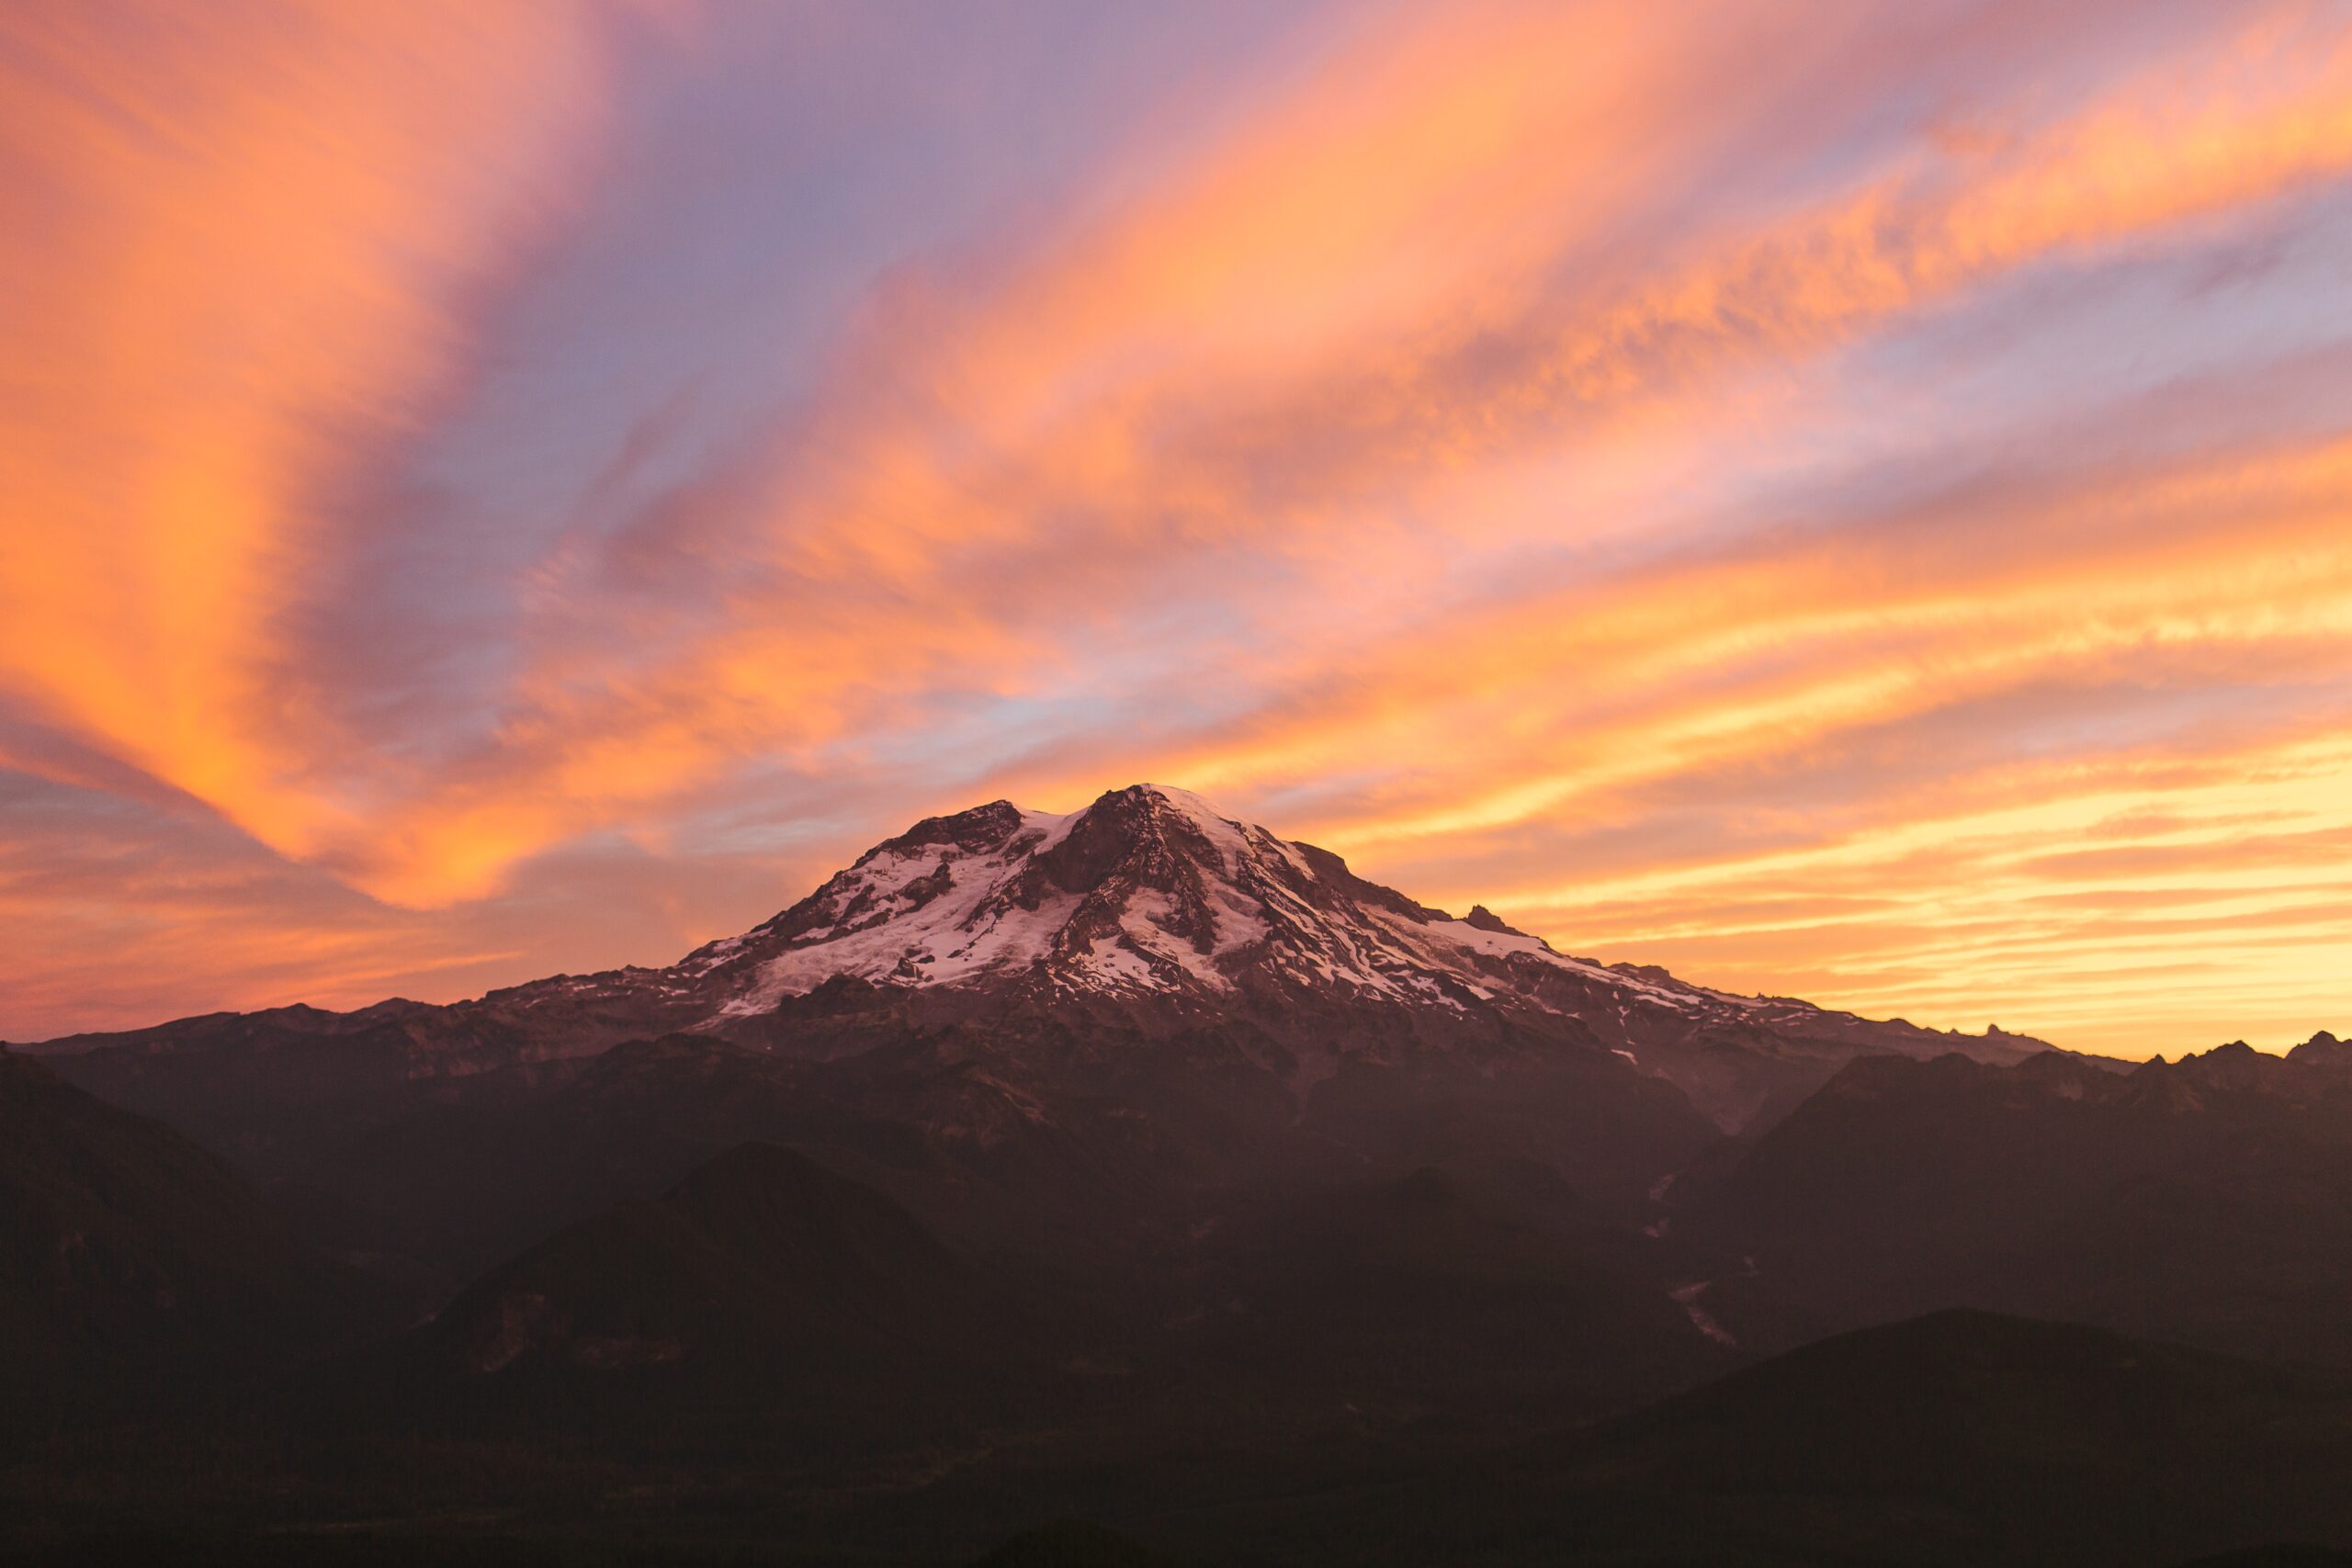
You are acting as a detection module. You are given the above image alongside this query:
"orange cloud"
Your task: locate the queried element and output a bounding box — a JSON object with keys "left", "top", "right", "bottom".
{"left": 0, "top": 1, "right": 620, "bottom": 858}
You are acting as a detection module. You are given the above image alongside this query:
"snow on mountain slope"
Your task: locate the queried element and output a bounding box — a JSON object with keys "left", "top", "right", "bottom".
{"left": 673, "top": 784, "right": 2024, "bottom": 1076}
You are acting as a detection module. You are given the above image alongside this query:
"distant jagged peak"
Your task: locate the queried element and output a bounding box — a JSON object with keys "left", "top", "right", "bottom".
{"left": 2290, "top": 1028, "right": 2348, "bottom": 1065}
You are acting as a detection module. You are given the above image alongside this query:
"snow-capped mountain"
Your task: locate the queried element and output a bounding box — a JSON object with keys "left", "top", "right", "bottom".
{"left": 673, "top": 785, "right": 1779, "bottom": 1024}
{"left": 682, "top": 784, "right": 1711, "bottom": 1013}
{"left": 23, "top": 784, "right": 2052, "bottom": 1132}
{"left": 644, "top": 783, "right": 2052, "bottom": 1124}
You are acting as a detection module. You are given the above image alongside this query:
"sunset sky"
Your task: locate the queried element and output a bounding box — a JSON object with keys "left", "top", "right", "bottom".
{"left": 4, "top": 0, "right": 2349, "bottom": 1055}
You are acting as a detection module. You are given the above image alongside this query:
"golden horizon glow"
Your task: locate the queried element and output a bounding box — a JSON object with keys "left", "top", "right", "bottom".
{"left": 3, "top": 1, "right": 2347, "bottom": 1057}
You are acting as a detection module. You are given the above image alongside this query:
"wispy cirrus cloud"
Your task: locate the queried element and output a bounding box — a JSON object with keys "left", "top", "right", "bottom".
{"left": 0, "top": 0, "right": 655, "bottom": 855}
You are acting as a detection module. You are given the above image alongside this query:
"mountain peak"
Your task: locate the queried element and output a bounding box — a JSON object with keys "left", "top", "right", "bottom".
{"left": 678, "top": 783, "right": 1643, "bottom": 1021}
{"left": 1464, "top": 904, "right": 1526, "bottom": 936}
{"left": 652, "top": 784, "right": 2052, "bottom": 1131}
{"left": 2291, "top": 1029, "right": 2347, "bottom": 1066}
{"left": 685, "top": 781, "right": 1509, "bottom": 1014}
